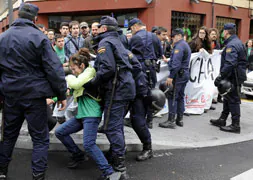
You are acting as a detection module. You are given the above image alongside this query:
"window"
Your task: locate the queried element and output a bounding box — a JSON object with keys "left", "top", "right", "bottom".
{"left": 171, "top": 11, "right": 204, "bottom": 39}
{"left": 216, "top": 17, "right": 239, "bottom": 34}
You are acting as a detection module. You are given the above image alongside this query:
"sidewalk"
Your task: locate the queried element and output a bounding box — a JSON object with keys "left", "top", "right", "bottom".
{"left": 2, "top": 100, "right": 253, "bottom": 151}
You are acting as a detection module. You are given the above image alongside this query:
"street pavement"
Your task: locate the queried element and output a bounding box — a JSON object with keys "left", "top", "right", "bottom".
{"left": 1, "top": 98, "right": 253, "bottom": 151}
{"left": 4, "top": 98, "right": 253, "bottom": 151}
{"left": 6, "top": 140, "right": 253, "bottom": 180}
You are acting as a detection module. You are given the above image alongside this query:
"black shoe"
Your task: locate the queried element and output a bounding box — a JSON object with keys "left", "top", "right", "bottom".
{"left": 159, "top": 114, "right": 176, "bottom": 129}
{"left": 210, "top": 119, "right": 226, "bottom": 127}
{"left": 67, "top": 152, "right": 88, "bottom": 169}
{"left": 0, "top": 164, "right": 8, "bottom": 180}
{"left": 33, "top": 172, "right": 45, "bottom": 180}
{"left": 159, "top": 120, "right": 176, "bottom": 129}
{"left": 210, "top": 106, "right": 216, "bottom": 110}
{"left": 220, "top": 124, "right": 240, "bottom": 134}
{"left": 147, "top": 121, "right": 153, "bottom": 129}
{"left": 136, "top": 149, "right": 153, "bottom": 161}
{"left": 176, "top": 115, "right": 183, "bottom": 127}
{"left": 97, "top": 172, "right": 122, "bottom": 180}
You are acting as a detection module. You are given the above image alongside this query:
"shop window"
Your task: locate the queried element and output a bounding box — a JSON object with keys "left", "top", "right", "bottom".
{"left": 216, "top": 17, "right": 239, "bottom": 34}
{"left": 171, "top": 11, "right": 204, "bottom": 40}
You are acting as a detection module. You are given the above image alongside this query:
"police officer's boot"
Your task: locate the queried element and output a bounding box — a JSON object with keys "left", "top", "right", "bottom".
{"left": 112, "top": 156, "right": 129, "bottom": 180}
{"left": 136, "top": 143, "right": 153, "bottom": 161}
{"left": 220, "top": 119, "right": 241, "bottom": 134}
{"left": 67, "top": 151, "right": 89, "bottom": 169}
{"left": 210, "top": 114, "right": 227, "bottom": 127}
{"left": 32, "top": 172, "right": 45, "bottom": 180}
{"left": 176, "top": 114, "right": 184, "bottom": 127}
{"left": 0, "top": 163, "right": 8, "bottom": 180}
{"left": 159, "top": 114, "right": 176, "bottom": 129}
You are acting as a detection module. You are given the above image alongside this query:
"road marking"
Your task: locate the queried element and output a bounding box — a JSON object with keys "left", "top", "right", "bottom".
{"left": 241, "top": 98, "right": 253, "bottom": 103}
{"left": 153, "top": 151, "right": 173, "bottom": 158}
{"left": 231, "top": 168, "right": 253, "bottom": 180}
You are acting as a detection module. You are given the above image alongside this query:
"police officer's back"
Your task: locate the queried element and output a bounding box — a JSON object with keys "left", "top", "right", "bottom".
{"left": 0, "top": 3, "right": 67, "bottom": 180}
{"left": 128, "top": 18, "right": 163, "bottom": 129}
{"left": 211, "top": 23, "right": 247, "bottom": 134}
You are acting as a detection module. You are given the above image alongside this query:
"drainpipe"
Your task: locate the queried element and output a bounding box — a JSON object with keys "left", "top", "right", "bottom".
{"left": 211, "top": 0, "right": 214, "bottom": 28}
{"left": 8, "top": 0, "right": 13, "bottom": 25}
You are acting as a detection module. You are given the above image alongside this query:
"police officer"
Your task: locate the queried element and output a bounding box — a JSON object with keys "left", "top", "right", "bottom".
{"left": 84, "top": 16, "right": 135, "bottom": 179}
{"left": 159, "top": 28, "right": 191, "bottom": 129}
{"left": 210, "top": 23, "right": 247, "bottom": 134}
{"left": 128, "top": 18, "right": 163, "bottom": 129}
{"left": 0, "top": 3, "right": 67, "bottom": 180}
{"left": 127, "top": 50, "right": 153, "bottom": 161}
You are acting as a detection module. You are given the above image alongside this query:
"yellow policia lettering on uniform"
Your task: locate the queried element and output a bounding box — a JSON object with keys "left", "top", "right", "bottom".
{"left": 174, "top": 49, "right": 180, "bottom": 54}
{"left": 98, "top": 47, "right": 106, "bottom": 54}
{"left": 226, "top": 48, "right": 232, "bottom": 53}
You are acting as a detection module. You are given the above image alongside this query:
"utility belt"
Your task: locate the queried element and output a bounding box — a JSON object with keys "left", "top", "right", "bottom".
{"left": 141, "top": 59, "right": 161, "bottom": 73}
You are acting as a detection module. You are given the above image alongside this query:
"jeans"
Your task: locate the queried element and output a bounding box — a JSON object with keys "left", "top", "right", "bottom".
{"left": 55, "top": 117, "right": 114, "bottom": 176}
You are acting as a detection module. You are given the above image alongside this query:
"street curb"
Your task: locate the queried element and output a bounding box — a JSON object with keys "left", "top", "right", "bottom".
{"left": 15, "top": 131, "right": 253, "bottom": 151}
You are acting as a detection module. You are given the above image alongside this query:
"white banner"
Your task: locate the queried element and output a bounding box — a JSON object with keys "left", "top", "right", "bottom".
{"left": 184, "top": 50, "right": 222, "bottom": 114}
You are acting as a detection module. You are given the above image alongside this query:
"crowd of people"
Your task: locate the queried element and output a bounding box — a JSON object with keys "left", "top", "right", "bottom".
{"left": 0, "top": 2, "right": 248, "bottom": 180}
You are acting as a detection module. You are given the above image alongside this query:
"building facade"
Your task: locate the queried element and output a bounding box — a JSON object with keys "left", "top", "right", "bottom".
{"left": 0, "top": 0, "right": 253, "bottom": 42}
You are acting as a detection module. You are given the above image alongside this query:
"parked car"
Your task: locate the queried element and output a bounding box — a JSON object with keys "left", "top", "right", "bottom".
{"left": 241, "top": 71, "right": 253, "bottom": 98}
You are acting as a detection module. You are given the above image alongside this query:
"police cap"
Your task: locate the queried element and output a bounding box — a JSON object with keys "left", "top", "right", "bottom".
{"left": 18, "top": 3, "right": 39, "bottom": 21}
{"left": 171, "top": 28, "right": 184, "bottom": 37}
{"left": 224, "top": 23, "right": 236, "bottom": 30}
{"left": 98, "top": 16, "right": 118, "bottom": 28}
{"left": 128, "top": 18, "right": 143, "bottom": 30}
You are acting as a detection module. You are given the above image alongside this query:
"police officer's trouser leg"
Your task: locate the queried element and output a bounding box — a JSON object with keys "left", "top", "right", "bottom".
{"left": 159, "top": 83, "right": 186, "bottom": 129}
{"left": 210, "top": 98, "right": 229, "bottom": 127}
{"left": 176, "top": 83, "right": 187, "bottom": 127}
{"left": 0, "top": 98, "right": 25, "bottom": 179}
{"left": 25, "top": 99, "right": 49, "bottom": 176}
{"left": 104, "top": 100, "right": 129, "bottom": 179}
{"left": 130, "top": 97, "right": 152, "bottom": 161}
{"left": 220, "top": 92, "right": 241, "bottom": 133}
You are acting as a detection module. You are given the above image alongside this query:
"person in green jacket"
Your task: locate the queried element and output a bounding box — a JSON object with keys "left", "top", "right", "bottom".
{"left": 55, "top": 48, "right": 121, "bottom": 180}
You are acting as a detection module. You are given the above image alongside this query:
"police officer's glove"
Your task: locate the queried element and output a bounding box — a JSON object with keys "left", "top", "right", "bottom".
{"left": 214, "top": 75, "right": 222, "bottom": 87}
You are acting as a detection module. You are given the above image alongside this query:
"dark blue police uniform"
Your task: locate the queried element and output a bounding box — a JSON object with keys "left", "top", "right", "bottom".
{"left": 159, "top": 28, "right": 191, "bottom": 129}
{"left": 126, "top": 50, "right": 153, "bottom": 161}
{"left": 211, "top": 23, "right": 247, "bottom": 134}
{"left": 128, "top": 18, "right": 163, "bottom": 128}
{"left": 87, "top": 16, "right": 135, "bottom": 179}
{"left": 0, "top": 3, "right": 67, "bottom": 179}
